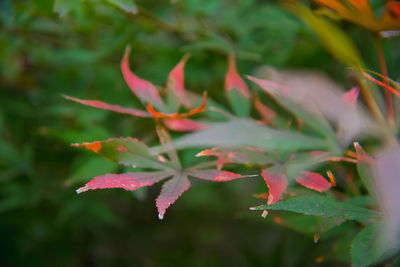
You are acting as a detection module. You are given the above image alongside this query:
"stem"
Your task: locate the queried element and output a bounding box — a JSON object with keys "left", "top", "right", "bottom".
{"left": 356, "top": 75, "right": 384, "bottom": 123}
{"left": 375, "top": 35, "right": 394, "bottom": 126}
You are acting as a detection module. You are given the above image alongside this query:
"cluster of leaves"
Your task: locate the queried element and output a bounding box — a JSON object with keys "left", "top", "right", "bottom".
{"left": 66, "top": 1, "right": 400, "bottom": 266}
{"left": 2, "top": 0, "right": 400, "bottom": 266}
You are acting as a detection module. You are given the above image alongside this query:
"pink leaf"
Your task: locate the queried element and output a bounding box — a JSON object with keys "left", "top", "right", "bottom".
{"left": 225, "top": 53, "right": 251, "bottom": 98}
{"left": 342, "top": 86, "right": 360, "bottom": 110}
{"left": 167, "top": 54, "right": 191, "bottom": 107}
{"left": 76, "top": 171, "right": 173, "bottom": 194}
{"left": 295, "top": 171, "right": 332, "bottom": 192}
{"left": 63, "top": 95, "right": 151, "bottom": 118}
{"left": 189, "top": 170, "right": 251, "bottom": 182}
{"left": 121, "top": 46, "right": 164, "bottom": 108}
{"left": 164, "top": 118, "right": 208, "bottom": 132}
{"left": 261, "top": 169, "right": 288, "bottom": 205}
{"left": 156, "top": 174, "right": 190, "bottom": 219}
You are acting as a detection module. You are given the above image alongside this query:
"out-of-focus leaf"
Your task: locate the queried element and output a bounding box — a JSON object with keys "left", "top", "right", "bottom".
{"left": 196, "top": 147, "right": 273, "bottom": 167}
{"left": 295, "top": 171, "right": 332, "bottom": 193}
{"left": 225, "top": 54, "right": 251, "bottom": 117}
{"left": 251, "top": 196, "right": 382, "bottom": 222}
{"left": 72, "top": 137, "right": 169, "bottom": 170}
{"left": 187, "top": 169, "right": 253, "bottom": 182}
{"left": 285, "top": 1, "right": 361, "bottom": 67}
{"left": 342, "top": 86, "right": 360, "bottom": 110}
{"left": 248, "top": 70, "right": 379, "bottom": 147}
{"left": 354, "top": 142, "right": 375, "bottom": 195}
{"left": 164, "top": 118, "right": 208, "bottom": 132}
{"left": 166, "top": 118, "right": 328, "bottom": 153}
{"left": 372, "top": 146, "right": 400, "bottom": 250}
{"left": 106, "top": 0, "right": 137, "bottom": 14}
{"left": 351, "top": 223, "right": 387, "bottom": 267}
{"left": 54, "top": 0, "right": 81, "bottom": 16}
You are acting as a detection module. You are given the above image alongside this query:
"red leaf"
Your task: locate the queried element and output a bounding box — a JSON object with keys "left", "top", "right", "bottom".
{"left": 121, "top": 46, "right": 164, "bottom": 107}
{"left": 167, "top": 54, "right": 191, "bottom": 106}
{"left": 63, "top": 95, "right": 151, "bottom": 118}
{"left": 156, "top": 174, "right": 190, "bottom": 219}
{"left": 342, "top": 86, "right": 360, "bottom": 110}
{"left": 164, "top": 118, "right": 208, "bottom": 132}
{"left": 295, "top": 171, "right": 332, "bottom": 193}
{"left": 225, "top": 54, "right": 251, "bottom": 98}
{"left": 261, "top": 169, "right": 288, "bottom": 205}
{"left": 188, "top": 170, "right": 251, "bottom": 182}
{"left": 76, "top": 171, "right": 173, "bottom": 194}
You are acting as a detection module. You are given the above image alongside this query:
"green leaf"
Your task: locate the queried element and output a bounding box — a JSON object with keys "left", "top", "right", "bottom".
{"left": 285, "top": 1, "right": 361, "bottom": 68}
{"left": 251, "top": 196, "right": 382, "bottom": 222}
{"left": 106, "top": 0, "right": 137, "bottom": 14}
{"left": 227, "top": 89, "right": 251, "bottom": 117}
{"left": 351, "top": 223, "right": 385, "bottom": 267}
{"left": 72, "top": 137, "right": 171, "bottom": 170}
{"left": 53, "top": 0, "right": 81, "bottom": 16}
{"left": 164, "top": 119, "right": 328, "bottom": 153}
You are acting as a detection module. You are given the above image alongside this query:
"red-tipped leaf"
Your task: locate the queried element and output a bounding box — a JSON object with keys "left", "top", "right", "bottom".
{"left": 121, "top": 46, "right": 164, "bottom": 108}
{"left": 225, "top": 54, "right": 251, "bottom": 117}
{"left": 167, "top": 54, "right": 191, "bottom": 107}
{"left": 63, "top": 95, "right": 151, "bottom": 118}
{"left": 342, "top": 86, "right": 360, "bottom": 110}
{"left": 156, "top": 173, "right": 190, "bottom": 219}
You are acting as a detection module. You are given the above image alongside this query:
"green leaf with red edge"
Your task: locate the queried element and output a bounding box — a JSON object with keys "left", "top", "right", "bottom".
{"left": 250, "top": 196, "right": 382, "bottom": 222}
{"left": 121, "top": 46, "right": 165, "bottom": 109}
{"left": 63, "top": 95, "right": 151, "bottom": 118}
{"left": 166, "top": 54, "right": 192, "bottom": 112}
{"left": 74, "top": 127, "right": 253, "bottom": 219}
{"left": 225, "top": 54, "right": 251, "bottom": 117}
{"left": 72, "top": 137, "right": 170, "bottom": 170}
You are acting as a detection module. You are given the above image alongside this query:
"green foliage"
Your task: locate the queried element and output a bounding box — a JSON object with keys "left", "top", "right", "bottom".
{"left": 251, "top": 196, "right": 381, "bottom": 222}
{"left": 1, "top": 0, "right": 400, "bottom": 266}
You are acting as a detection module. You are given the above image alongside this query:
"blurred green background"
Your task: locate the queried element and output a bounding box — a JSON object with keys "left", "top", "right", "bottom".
{"left": 1, "top": 0, "right": 399, "bottom": 266}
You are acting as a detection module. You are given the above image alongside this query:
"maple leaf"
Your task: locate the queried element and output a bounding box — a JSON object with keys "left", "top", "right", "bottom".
{"left": 64, "top": 46, "right": 207, "bottom": 132}
{"left": 74, "top": 126, "right": 253, "bottom": 219}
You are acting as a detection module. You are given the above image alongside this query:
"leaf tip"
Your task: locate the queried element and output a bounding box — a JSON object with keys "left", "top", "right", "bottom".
{"left": 76, "top": 186, "right": 89, "bottom": 194}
